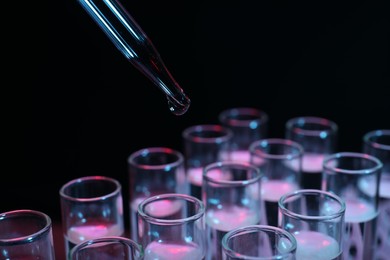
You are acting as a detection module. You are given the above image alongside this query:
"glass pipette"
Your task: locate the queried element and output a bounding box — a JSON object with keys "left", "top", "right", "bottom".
{"left": 78, "top": 0, "right": 191, "bottom": 115}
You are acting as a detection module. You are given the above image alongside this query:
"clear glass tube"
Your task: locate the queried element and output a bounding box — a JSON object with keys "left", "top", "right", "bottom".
{"left": 278, "top": 189, "right": 345, "bottom": 260}
{"left": 137, "top": 193, "right": 206, "bottom": 260}
{"left": 78, "top": 0, "right": 191, "bottom": 115}
{"left": 362, "top": 129, "right": 390, "bottom": 259}
{"left": 0, "top": 210, "right": 56, "bottom": 259}
{"left": 222, "top": 225, "right": 297, "bottom": 259}
{"left": 70, "top": 236, "right": 144, "bottom": 260}
{"left": 322, "top": 152, "right": 382, "bottom": 260}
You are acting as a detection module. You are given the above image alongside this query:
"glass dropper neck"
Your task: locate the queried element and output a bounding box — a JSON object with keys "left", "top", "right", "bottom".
{"left": 129, "top": 40, "right": 191, "bottom": 116}
{"left": 78, "top": 0, "right": 191, "bottom": 115}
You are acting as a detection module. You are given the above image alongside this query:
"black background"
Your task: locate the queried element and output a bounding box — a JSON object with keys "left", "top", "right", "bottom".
{"left": 6, "top": 0, "right": 390, "bottom": 228}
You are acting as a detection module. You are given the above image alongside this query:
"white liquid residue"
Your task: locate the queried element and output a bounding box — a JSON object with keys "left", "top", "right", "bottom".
{"left": 67, "top": 223, "right": 123, "bottom": 244}
{"left": 343, "top": 199, "right": 378, "bottom": 260}
{"left": 229, "top": 150, "right": 251, "bottom": 163}
{"left": 206, "top": 206, "right": 259, "bottom": 231}
{"left": 344, "top": 199, "right": 377, "bottom": 223}
{"left": 358, "top": 172, "right": 390, "bottom": 199}
{"left": 284, "top": 153, "right": 324, "bottom": 173}
{"left": 262, "top": 180, "right": 299, "bottom": 202}
{"left": 302, "top": 154, "right": 325, "bottom": 172}
{"left": 294, "top": 230, "right": 340, "bottom": 260}
{"left": 144, "top": 241, "right": 204, "bottom": 260}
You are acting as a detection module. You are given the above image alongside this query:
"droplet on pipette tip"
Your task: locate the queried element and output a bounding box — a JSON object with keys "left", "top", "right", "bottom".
{"left": 167, "top": 95, "right": 191, "bottom": 116}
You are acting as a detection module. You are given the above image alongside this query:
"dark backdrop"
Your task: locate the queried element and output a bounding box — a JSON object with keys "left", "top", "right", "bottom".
{"left": 6, "top": 1, "right": 390, "bottom": 226}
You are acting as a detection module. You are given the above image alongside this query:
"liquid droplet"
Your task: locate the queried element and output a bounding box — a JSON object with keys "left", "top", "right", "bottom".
{"left": 167, "top": 95, "right": 191, "bottom": 116}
